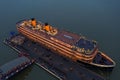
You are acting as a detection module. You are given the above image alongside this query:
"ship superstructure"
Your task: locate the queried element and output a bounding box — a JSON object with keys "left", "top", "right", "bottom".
{"left": 16, "top": 19, "right": 115, "bottom": 68}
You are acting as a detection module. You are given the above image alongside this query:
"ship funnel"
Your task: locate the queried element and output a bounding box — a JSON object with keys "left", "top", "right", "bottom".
{"left": 45, "top": 22, "right": 48, "bottom": 26}
{"left": 31, "top": 18, "right": 37, "bottom": 28}
{"left": 44, "top": 23, "right": 51, "bottom": 32}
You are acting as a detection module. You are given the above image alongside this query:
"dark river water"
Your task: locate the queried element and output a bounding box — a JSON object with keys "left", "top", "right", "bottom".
{"left": 0, "top": 0, "right": 120, "bottom": 80}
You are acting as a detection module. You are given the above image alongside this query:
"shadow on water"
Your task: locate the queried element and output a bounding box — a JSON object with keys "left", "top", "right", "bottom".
{"left": 31, "top": 40, "right": 113, "bottom": 80}
{"left": 87, "top": 67, "right": 112, "bottom": 80}
{"left": 77, "top": 61, "right": 113, "bottom": 80}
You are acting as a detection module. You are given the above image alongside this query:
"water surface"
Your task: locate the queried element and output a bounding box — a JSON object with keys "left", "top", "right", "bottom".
{"left": 0, "top": 0, "right": 120, "bottom": 80}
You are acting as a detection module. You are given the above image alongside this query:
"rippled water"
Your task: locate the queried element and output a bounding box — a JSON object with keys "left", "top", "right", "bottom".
{"left": 0, "top": 0, "right": 120, "bottom": 80}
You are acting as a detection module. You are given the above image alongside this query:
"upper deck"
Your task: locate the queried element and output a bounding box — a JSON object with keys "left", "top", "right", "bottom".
{"left": 16, "top": 19, "right": 97, "bottom": 55}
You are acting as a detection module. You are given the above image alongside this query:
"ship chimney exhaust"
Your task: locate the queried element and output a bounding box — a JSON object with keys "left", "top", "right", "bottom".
{"left": 31, "top": 18, "right": 37, "bottom": 28}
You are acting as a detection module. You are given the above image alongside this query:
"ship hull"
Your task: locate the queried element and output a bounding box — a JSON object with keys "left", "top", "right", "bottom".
{"left": 91, "top": 51, "right": 116, "bottom": 68}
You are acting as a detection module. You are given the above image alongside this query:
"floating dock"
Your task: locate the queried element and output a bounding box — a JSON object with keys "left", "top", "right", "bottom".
{"left": 0, "top": 56, "right": 34, "bottom": 80}
{"left": 3, "top": 34, "right": 105, "bottom": 80}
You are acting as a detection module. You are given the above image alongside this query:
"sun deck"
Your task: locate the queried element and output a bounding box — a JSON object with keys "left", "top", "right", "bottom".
{"left": 17, "top": 20, "right": 97, "bottom": 55}
{"left": 17, "top": 20, "right": 96, "bottom": 45}
{"left": 17, "top": 20, "right": 80, "bottom": 45}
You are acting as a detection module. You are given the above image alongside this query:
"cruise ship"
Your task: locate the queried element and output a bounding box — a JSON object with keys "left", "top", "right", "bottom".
{"left": 16, "top": 18, "right": 116, "bottom": 68}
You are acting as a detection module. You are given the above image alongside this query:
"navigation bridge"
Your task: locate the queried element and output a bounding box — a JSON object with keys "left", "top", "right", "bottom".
{"left": 0, "top": 56, "right": 34, "bottom": 80}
